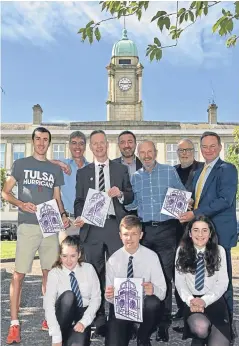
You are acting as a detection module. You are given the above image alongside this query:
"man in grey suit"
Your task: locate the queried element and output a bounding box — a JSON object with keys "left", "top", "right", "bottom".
{"left": 74, "top": 130, "right": 134, "bottom": 335}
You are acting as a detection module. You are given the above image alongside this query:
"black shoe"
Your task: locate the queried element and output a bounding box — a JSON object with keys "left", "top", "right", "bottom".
{"left": 137, "top": 338, "right": 151, "bottom": 346}
{"left": 171, "top": 309, "right": 184, "bottom": 321}
{"left": 91, "top": 324, "right": 107, "bottom": 338}
{"left": 191, "top": 339, "right": 205, "bottom": 346}
{"left": 155, "top": 326, "right": 169, "bottom": 342}
{"left": 172, "top": 326, "right": 184, "bottom": 334}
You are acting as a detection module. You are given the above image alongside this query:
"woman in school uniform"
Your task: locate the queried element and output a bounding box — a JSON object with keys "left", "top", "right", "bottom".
{"left": 175, "top": 215, "right": 231, "bottom": 346}
{"left": 44, "top": 236, "right": 101, "bottom": 346}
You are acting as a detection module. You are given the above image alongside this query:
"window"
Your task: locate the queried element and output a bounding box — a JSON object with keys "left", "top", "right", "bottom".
{"left": 194, "top": 143, "right": 199, "bottom": 161}
{"left": 53, "top": 144, "right": 65, "bottom": 160}
{"left": 166, "top": 144, "right": 178, "bottom": 166}
{"left": 119, "top": 59, "right": 131, "bottom": 64}
{"left": 224, "top": 143, "right": 233, "bottom": 158}
{"left": 13, "top": 144, "right": 25, "bottom": 162}
{"left": 0, "top": 143, "right": 6, "bottom": 168}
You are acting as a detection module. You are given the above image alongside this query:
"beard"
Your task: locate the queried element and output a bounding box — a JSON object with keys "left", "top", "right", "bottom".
{"left": 121, "top": 149, "right": 135, "bottom": 158}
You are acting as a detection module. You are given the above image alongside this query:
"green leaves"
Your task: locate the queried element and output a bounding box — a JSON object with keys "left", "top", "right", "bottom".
{"left": 226, "top": 34, "right": 238, "bottom": 47}
{"left": 95, "top": 27, "right": 101, "bottom": 41}
{"left": 146, "top": 39, "right": 162, "bottom": 61}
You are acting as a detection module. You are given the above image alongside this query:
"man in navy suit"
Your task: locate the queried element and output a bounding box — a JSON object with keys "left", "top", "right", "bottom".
{"left": 180, "top": 131, "right": 238, "bottom": 327}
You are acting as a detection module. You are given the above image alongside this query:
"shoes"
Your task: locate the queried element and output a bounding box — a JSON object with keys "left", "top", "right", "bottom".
{"left": 41, "top": 319, "right": 49, "bottom": 331}
{"left": 91, "top": 324, "right": 107, "bottom": 339}
{"left": 137, "top": 338, "right": 151, "bottom": 346}
{"left": 6, "top": 325, "right": 21, "bottom": 344}
{"left": 191, "top": 339, "right": 205, "bottom": 346}
{"left": 155, "top": 326, "right": 169, "bottom": 342}
{"left": 172, "top": 326, "right": 184, "bottom": 334}
{"left": 171, "top": 309, "right": 184, "bottom": 321}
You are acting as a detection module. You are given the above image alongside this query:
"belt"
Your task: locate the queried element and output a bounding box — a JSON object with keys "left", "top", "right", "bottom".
{"left": 143, "top": 219, "right": 176, "bottom": 227}
{"left": 106, "top": 215, "right": 116, "bottom": 220}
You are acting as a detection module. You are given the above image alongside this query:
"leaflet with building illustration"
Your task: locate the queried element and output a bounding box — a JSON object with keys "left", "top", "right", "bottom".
{"left": 114, "top": 278, "right": 143, "bottom": 322}
{"left": 161, "top": 188, "right": 192, "bottom": 218}
{"left": 81, "top": 188, "right": 111, "bottom": 228}
{"left": 36, "top": 199, "right": 64, "bottom": 237}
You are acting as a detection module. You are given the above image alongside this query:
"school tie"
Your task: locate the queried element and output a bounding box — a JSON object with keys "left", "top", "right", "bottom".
{"left": 127, "top": 256, "right": 134, "bottom": 278}
{"left": 195, "top": 252, "right": 205, "bottom": 291}
{"left": 98, "top": 164, "right": 105, "bottom": 192}
{"left": 194, "top": 164, "right": 209, "bottom": 209}
{"left": 69, "top": 271, "right": 83, "bottom": 307}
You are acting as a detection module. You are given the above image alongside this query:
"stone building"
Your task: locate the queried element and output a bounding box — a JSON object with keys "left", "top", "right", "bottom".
{"left": 1, "top": 29, "right": 238, "bottom": 224}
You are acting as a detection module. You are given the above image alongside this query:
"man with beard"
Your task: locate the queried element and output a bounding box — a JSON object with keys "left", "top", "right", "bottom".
{"left": 172, "top": 139, "right": 203, "bottom": 322}
{"left": 114, "top": 131, "right": 142, "bottom": 177}
{"left": 128, "top": 140, "right": 185, "bottom": 342}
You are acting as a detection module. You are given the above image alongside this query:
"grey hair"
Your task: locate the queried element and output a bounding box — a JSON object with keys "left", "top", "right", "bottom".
{"left": 177, "top": 138, "right": 194, "bottom": 150}
{"left": 137, "top": 140, "right": 157, "bottom": 154}
{"left": 69, "top": 131, "right": 86, "bottom": 144}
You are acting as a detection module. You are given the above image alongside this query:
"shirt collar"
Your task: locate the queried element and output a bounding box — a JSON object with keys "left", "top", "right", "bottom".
{"left": 68, "top": 157, "right": 88, "bottom": 167}
{"left": 62, "top": 264, "right": 79, "bottom": 275}
{"left": 142, "top": 161, "right": 158, "bottom": 173}
{"left": 194, "top": 246, "right": 205, "bottom": 254}
{"left": 95, "top": 158, "right": 109, "bottom": 167}
{"left": 122, "top": 244, "right": 141, "bottom": 258}
{"left": 206, "top": 156, "right": 220, "bottom": 169}
{"left": 121, "top": 156, "right": 136, "bottom": 165}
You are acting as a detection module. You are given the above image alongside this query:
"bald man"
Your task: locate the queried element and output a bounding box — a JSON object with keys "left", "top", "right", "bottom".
{"left": 127, "top": 141, "right": 185, "bottom": 343}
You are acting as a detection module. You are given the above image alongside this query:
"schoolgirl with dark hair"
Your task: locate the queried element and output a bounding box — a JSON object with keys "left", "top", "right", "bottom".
{"left": 44, "top": 236, "right": 101, "bottom": 346}
{"left": 175, "top": 216, "right": 231, "bottom": 346}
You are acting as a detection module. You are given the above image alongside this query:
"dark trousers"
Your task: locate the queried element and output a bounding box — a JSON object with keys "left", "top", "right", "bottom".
{"left": 55, "top": 291, "right": 91, "bottom": 346}
{"left": 80, "top": 218, "right": 122, "bottom": 326}
{"left": 224, "top": 248, "right": 233, "bottom": 320}
{"left": 174, "top": 222, "right": 185, "bottom": 312}
{"left": 142, "top": 219, "right": 178, "bottom": 326}
{"left": 105, "top": 295, "right": 161, "bottom": 346}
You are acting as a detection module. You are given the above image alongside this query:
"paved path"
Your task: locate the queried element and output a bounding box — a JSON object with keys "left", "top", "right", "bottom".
{"left": 1, "top": 260, "right": 239, "bottom": 346}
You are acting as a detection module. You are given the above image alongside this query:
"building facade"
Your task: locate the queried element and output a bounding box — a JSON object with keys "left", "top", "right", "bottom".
{"left": 1, "top": 30, "right": 238, "bottom": 224}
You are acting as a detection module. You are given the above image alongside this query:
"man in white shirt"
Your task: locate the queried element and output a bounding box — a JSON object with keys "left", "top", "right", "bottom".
{"left": 105, "top": 215, "right": 167, "bottom": 346}
{"left": 74, "top": 130, "right": 134, "bottom": 336}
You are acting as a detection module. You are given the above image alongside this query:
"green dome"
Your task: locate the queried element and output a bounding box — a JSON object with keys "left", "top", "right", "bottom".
{"left": 112, "top": 29, "right": 138, "bottom": 57}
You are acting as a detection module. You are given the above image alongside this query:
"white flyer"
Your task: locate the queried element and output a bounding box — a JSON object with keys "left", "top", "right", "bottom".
{"left": 114, "top": 277, "right": 143, "bottom": 322}
{"left": 36, "top": 199, "right": 64, "bottom": 237}
{"left": 161, "top": 188, "right": 192, "bottom": 218}
{"left": 81, "top": 188, "right": 111, "bottom": 228}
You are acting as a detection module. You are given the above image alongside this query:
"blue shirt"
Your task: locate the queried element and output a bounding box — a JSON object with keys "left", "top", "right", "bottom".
{"left": 128, "top": 162, "right": 186, "bottom": 222}
{"left": 61, "top": 158, "right": 88, "bottom": 214}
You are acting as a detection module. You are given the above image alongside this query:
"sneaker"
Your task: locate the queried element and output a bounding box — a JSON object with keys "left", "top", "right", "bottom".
{"left": 41, "top": 320, "right": 49, "bottom": 331}
{"left": 6, "top": 325, "right": 21, "bottom": 344}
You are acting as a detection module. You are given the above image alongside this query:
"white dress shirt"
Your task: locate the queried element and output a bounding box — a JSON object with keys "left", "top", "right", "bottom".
{"left": 195, "top": 156, "right": 220, "bottom": 196}
{"left": 44, "top": 262, "right": 101, "bottom": 344}
{"left": 175, "top": 245, "right": 228, "bottom": 308}
{"left": 106, "top": 244, "right": 167, "bottom": 303}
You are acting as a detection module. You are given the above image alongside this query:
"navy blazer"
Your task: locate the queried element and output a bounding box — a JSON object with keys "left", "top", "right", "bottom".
{"left": 193, "top": 158, "right": 238, "bottom": 248}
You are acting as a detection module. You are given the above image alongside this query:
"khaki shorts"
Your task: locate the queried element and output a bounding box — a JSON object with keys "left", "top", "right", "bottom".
{"left": 15, "top": 224, "right": 59, "bottom": 273}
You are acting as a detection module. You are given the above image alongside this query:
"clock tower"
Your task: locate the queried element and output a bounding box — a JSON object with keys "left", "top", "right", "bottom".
{"left": 106, "top": 29, "right": 143, "bottom": 121}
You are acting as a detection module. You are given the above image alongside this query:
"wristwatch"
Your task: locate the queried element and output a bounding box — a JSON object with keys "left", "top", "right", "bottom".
{"left": 61, "top": 211, "right": 68, "bottom": 218}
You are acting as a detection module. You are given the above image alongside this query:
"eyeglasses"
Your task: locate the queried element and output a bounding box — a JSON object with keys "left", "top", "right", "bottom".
{"left": 177, "top": 148, "right": 194, "bottom": 154}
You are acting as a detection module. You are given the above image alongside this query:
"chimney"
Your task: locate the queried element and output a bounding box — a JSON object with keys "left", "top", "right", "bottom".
{"left": 33, "top": 104, "right": 43, "bottom": 125}
{"left": 207, "top": 103, "right": 217, "bottom": 124}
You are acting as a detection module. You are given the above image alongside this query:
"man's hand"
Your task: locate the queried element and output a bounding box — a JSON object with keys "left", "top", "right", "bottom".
{"left": 74, "top": 322, "right": 85, "bottom": 333}
{"left": 20, "top": 202, "right": 37, "bottom": 213}
{"left": 187, "top": 198, "right": 194, "bottom": 211}
{"left": 74, "top": 217, "right": 85, "bottom": 228}
{"left": 179, "top": 211, "right": 194, "bottom": 223}
{"left": 142, "top": 282, "right": 154, "bottom": 296}
{"left": 108, "top": 186, "right": 121, "bottom": 198}
{"left": 62, "top": 215, "right": 70, "bottom": 228}
{"left": 105, "top": 286, "right": 114, "bottom": 299}
{"left": 59, "top": 162, "right": 71, "bottom": 175}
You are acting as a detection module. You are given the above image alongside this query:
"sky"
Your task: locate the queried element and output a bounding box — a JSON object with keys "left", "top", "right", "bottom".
{"left": 1, "top": 0, "right": 239, "bottom": 124}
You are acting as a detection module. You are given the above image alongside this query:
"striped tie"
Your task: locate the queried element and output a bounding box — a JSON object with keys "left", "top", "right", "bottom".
{"left": 99, "top": 164, "right": 105, "bottom": 192}
{"left": 69, "top": 271, "right": 83, "bottom": 307}
{"left": 194, "top": 164, "right": 209, "bottom": 209}
{"left": 195, "top": 252, "right": 205, "bottom": 291}
{"left": 127, "top": 256, "right": 134, "bottom": 278}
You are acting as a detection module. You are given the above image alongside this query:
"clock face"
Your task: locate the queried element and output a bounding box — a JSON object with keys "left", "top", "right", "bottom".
{"left": 118, "top": 77, "right": 132, "bottom": 91}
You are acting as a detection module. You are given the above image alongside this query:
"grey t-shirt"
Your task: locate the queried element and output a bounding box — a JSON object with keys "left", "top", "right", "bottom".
{"left": 11, "top": 156, "right": 64, "bottom": 225}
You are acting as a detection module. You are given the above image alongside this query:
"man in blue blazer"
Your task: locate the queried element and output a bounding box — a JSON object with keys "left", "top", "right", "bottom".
{"left": 180, "top": 131, "right": 238, "bottom": 327}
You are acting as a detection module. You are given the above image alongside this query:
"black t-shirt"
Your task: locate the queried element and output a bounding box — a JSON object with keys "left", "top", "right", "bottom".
{"left": 176, "top": 164, "right": 193, "bottom": 186}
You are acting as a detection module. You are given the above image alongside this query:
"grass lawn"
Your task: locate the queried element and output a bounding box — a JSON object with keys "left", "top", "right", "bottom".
{"left": 1, "top": 241, "right": 17, "bottom": 259}
{"left": 231, "top": 242, "right": 239, "bottom": 257}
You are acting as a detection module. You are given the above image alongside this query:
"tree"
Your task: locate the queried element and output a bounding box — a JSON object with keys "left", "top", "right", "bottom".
{"left": 226, "top": 126, "right": 239, "bottom": 200}
{"left": 78, "top": 1, "right": 239, "bottom": 61}
{"left": 1, "top": 168, "right": 7, "bottom": 206}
